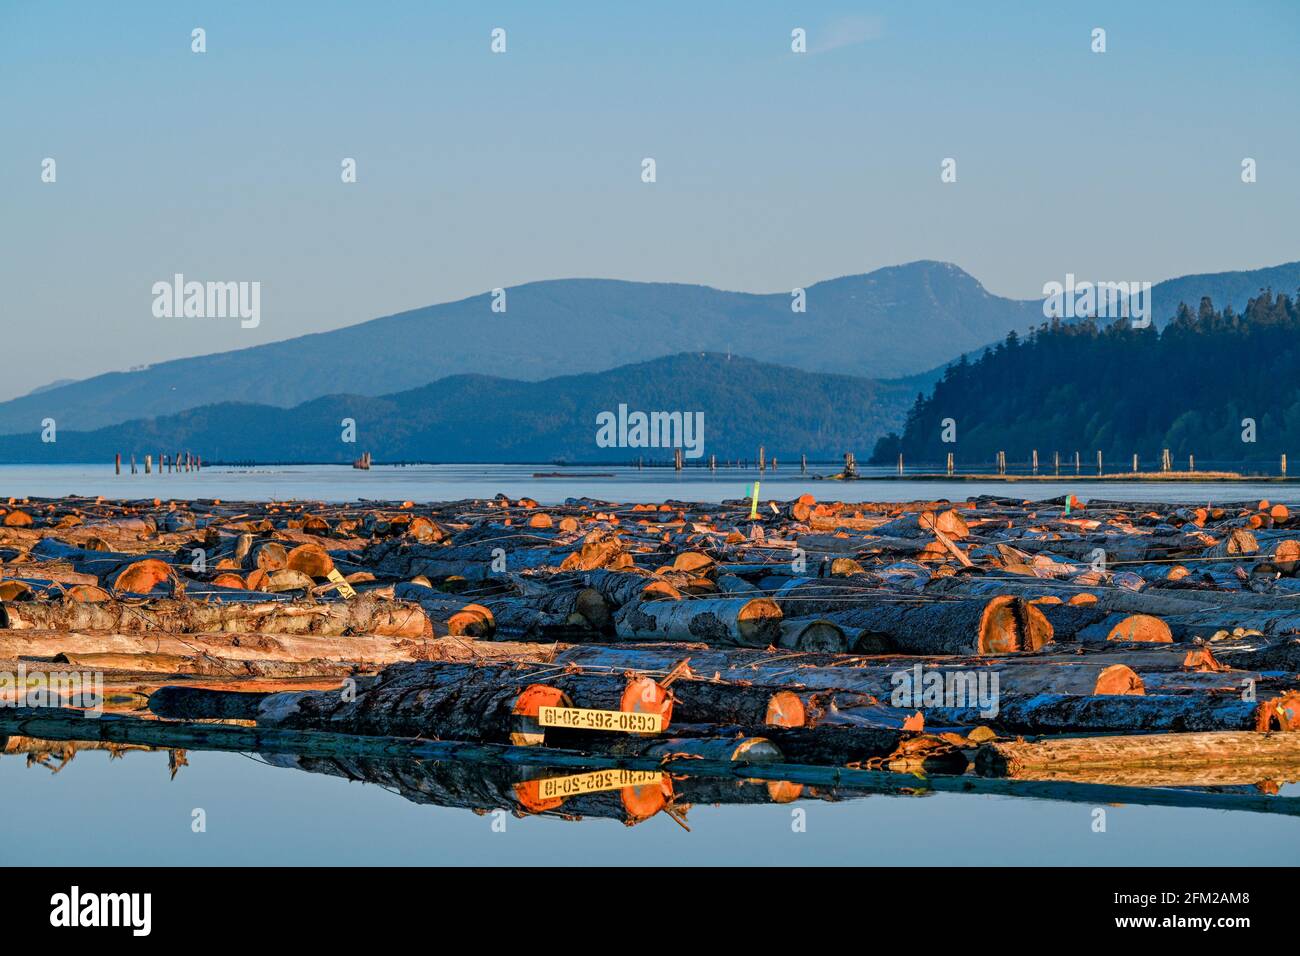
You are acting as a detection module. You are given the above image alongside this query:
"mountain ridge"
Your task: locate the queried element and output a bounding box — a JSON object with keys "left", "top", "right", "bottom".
{"left": 0, "top": 353, "right": 919, "bottom": 464}
{"left": 3, "top": 259, "right": 1295, "bottom": 438}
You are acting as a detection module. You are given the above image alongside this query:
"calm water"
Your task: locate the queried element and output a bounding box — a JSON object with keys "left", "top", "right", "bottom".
{"left": 0, "top": 463, "right": 1296, "bottom": 507}
{"left": 2, "top": 462, "right": 1298, "bottom": 865}
{"left": 0, "top": 746, "right": 1296, "bottom": 866}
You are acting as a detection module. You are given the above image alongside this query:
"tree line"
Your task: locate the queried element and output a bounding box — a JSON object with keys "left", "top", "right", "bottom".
{"left": 871, "top": 291, "right": 1300, "bottom": 466}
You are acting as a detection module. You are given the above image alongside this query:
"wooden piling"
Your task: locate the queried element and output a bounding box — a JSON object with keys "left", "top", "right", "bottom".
{"left": 1032, "top": 449, "right": 1038, "bottom": 475}
{"left": 946, "top": 452, "right": 954, "bottom": 476}
{"left": 1283, "top": 454, "right": 1288, "bottom": 476}
{"left": 1097, "top": 451, "right": 1102, "bottom": 475}
{"left": 1132, "top": 454, "right": 1138, "bottom": 473}
{"left": 897, "top": 453, "right": 903, "bottom": 476}
{"left": 800, "top": 454, "right": 806, "bottom": 474}
{"left": 114, "top": 453, "right": 121, "bottom": 476}
{"left": 1190, "top": 453, "right": 1195, "bottom": 472}
{"left": 758, "top": 446, "right": 765, "bottom": 472}
{"left": 1054, "top": 451, "right": 1060, "bottom": 476}
{"left": 130, "top": 454, "right": 137, "bottom": 475}
{"left": 144, "top": 455, "right": 152, "bottom": 474}
{"left": 1075, "top": 451, "right": 1080, "bottom": 475}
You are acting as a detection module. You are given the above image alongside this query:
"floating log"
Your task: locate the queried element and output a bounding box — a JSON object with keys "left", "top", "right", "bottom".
{"left": 0, "top": 594, "right": 430, "bottom": 637}
{"left": 614, "top": 596, "right": 782, "bottom": 647}
{"left": 151, "top": 661, "right": 672, "bottom": 747}
{"left": 977, "top": 730, "right": 1300, "bottom": 781}
{"left": 823, "top": 595, "right": 1052, "bottom": 655}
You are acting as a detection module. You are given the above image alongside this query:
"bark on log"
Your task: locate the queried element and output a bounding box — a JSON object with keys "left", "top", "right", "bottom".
{"left": 153, "top": 661, "right": 672, "bottom": 747}
{"left": 0, "top": 594, "right": 430, "bottom": 637}
{"left": 823, "top": 595, "right": 1052, "bottom": 655}
{"left": 977, "top": 730, "right": 1300, "bottom": 778}
{"left": 614, "top": 596, "right": 783, "bottom": 647}
{"left": 928, "top": 690, "right": 1300, "bottom": 734}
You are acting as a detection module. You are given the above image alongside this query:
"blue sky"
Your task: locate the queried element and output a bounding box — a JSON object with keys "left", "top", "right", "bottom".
{"left": 1, "top": 0, "right": 1297, "bottom": 398}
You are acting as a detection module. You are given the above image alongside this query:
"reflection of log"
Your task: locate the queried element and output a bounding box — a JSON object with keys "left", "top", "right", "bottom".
{"left": 614, "top": 597, "right": 782, "bottom": 647}
{"left": 4, "top": 707, "right": 1298, "bottom": 817}
{"left": 0, "top": 595, "right": 430, "bottom": 637}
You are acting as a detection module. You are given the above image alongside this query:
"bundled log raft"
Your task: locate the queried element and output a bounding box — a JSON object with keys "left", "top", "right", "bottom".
{"left": 5, "top": 491, "right": 1300, "bottom": 805}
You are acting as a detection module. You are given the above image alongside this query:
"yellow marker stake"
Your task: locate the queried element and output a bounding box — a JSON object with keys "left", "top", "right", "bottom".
{"left": 749, "top": 481, "right": 761, "bottom": 519}
{"left": 325, "top": 568, "right": 357, "bottom": 599}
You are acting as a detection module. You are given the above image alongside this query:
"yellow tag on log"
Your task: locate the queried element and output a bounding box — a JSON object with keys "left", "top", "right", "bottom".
{"left": 534, "top": 769, "right": 665, "bottom": 801}
{"left": 325, "top": 568, "right": 357, "bottom": 599}
{"left": 537, "top": 706, "right": 664, "bottom": 734}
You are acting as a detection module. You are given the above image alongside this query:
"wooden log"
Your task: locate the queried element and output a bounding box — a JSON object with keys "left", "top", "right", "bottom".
{"left": 392, "top": 584, "right": 494, "bottom": 636}
{"left": 823, "top": 595, "right": 1052, "bottom": 655}
{"left": 868, "top": 509, "right": 970, "bottom": 540}
{"left": 777, "top": 617, "right": 849, "bottom": 653}
{"left": 0, "top": 594, "right": 431, "bottom": 637}
{"left": 152, "top": 661, "right": 672, "bottom": 747}
{"left": 977, "top": 730, "right": 1300, "bottom": 778}
{"left": 927, "top": 690, "right": 1300, "bottom": 734}
{"left": 0, "top": 629, "right": 554, "bottom": 668}
{"left": 668, "top": 680, "right": 816, "bottom": 728}
{"left": 614, "top": 596, "right": 782, "bottom": 647}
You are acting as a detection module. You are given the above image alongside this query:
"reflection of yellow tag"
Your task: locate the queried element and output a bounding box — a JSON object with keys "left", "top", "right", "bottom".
{"left": 536, "top": 769, "right": 664, "bottom": 801}
{"left": 325, "top": 568, "right": 357, "bottom": 599}
{"left": 538, "top": 706, "right": 663, "bottom": 734}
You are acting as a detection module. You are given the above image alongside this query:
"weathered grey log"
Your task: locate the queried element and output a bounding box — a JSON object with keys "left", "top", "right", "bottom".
{"left": 777, "top": 617, "right": 850, "bottom": 652}
{"left": 153, "top": 661, "right": 668, "bottom": 746}
{"left": 614, "top": 596, "right": 783, "bottom": 647}
{"left": 923, "top": 691, "right": 1300, "bottom": 734}
{"left": 821, "top": 595, "right": 1052, "bottom": 655}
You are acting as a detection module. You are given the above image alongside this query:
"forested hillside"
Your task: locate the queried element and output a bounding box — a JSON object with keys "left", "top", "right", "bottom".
{"left": 872, "top": 291, "right": 1300, "bottom": 466}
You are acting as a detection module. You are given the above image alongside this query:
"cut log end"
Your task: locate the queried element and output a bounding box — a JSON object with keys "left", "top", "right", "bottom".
{"left": 1093, "top": 664, "right": 1145, "bottom": 696}
{"left": 978, "top": 595, "right": 1053, "bottom": 654}
{"left": 764, "top": 690, "right": 807, "bottom": 728}
{"left": 1106, "top": 614, "right": 1173, "bottom": 644}
{"left": 621, "top": 676, "right": 673, "bottom": 730}
{"left": 735, "top": 597, "right": 783, "bottom": 645}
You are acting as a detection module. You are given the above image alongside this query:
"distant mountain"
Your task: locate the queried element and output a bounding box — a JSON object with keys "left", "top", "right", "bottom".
{"left": 0, "top": 261, "right": 1038, "bottom": 435}
{"left": 871, "top": 291, "right": 1300, "bottom": 465}
{"left": 20, "top": 378, "right": 77, "bottom": 398}
{"left": 0, "top": 354, "right": 918, "bottom": 464}
{"left": 4, "top": 259, "right": 1294, "bottom": 439}
{"left": 1147, "top": 263, "right": 1300, "bottom": 329}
